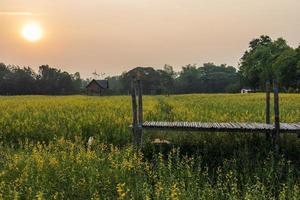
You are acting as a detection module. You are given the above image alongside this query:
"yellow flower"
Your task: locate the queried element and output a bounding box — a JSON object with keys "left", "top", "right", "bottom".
{"left": 87, "top": 149, "right": 96, "bottom": 160}
{"left": 155, "top": 181, "right": 164, "bottom": 198}
{"left": 49, "top": 157, "right": 59, "bottom": 167}
{"left": 121, "top": 159, "right": 133, "bottom": 170}
{"left": 116, "top": 183, "right": 128, "bottom": 200}
{"left": 13, "top": 191, "right": 19, "bottom": 200}
{"left": 170, "top": 183, "right": 180, "bottom": 200}
{"left": 35, "top": 191, "right": 44, "bottom": 200}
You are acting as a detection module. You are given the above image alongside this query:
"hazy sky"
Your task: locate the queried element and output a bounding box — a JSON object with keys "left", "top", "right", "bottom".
{"left": 1, "top": 0, "right": 299, "bottom": 77}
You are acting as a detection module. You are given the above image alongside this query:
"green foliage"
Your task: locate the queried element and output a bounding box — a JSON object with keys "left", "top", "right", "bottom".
{"left": 0, "top": 64, "right": 82, "bottom": 95}
{"left": 239, "top": 35, "right": 300, "bottom": 91}
{"left": 273, "top": 48, "right": 298, "bottom": 90}
{"left": 0, "top": 139, "right": 299, "bottom": 199}
{"left": 111, "top": 63, "right": 239, "bottom": 95}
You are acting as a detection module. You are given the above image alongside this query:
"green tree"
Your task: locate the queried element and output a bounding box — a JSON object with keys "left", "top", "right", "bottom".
{"left": 176, "top": 64, "right": 200, "bottom": 93}
{"left": 239, "top": 36, "right": 290, "bottom": 89}
{"left": 272, "top": 48, "right": 298, "bottom": 91}
{"left": 157, "top": 65, "right": 176, "bottom": 93}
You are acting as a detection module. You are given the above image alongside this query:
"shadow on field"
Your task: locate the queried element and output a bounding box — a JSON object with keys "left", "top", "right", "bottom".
{"left": 142, "top": 130, "right": 300, "bottom": 167}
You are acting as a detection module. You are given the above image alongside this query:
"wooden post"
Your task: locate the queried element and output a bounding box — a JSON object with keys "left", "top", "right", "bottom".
{"left": 131, "top": 79, "right": 138, "bottom": 146}
{"left": 265, "top": 81, "right": 271, "bottom": 140}
{"left": 273, "top": 79, "right": 280, "bottom": 154}
{"left": 137, "top": 79, "right": 143, "bottom": 147}
{"left": 137, "top": 79, "right": 143, "bottom": 125}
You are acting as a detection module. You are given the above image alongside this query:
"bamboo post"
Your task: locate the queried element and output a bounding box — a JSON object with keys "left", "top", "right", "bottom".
{"left": 265, "top": 81, "right": 271, "bottom": 140}
{"left": 131, "top": 78, "right": 138, "bottom": 146}
{"left": 137, "top": 79, "right": 143, "bottom": 125}
{"left": 273, "top": 79, "right": 280, "bottom": 154}
{"left": 137, "top": 79, "right": 143, "bottom": 147}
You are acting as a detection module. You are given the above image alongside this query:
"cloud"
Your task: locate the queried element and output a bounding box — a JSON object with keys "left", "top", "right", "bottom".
{"left": 0, "top": 11, "right": 45, "bottom": 16}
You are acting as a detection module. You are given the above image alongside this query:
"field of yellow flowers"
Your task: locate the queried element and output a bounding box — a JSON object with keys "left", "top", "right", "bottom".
{"left": 0, "top": 94, "right": 299, "bottom": 199}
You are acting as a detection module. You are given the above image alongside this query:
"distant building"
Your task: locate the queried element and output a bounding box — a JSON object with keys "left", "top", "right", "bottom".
{"left": 86, "top": 79, "right": 109, "bottom": 96}
{"left": 241, "top": 88, "right": 254, "bottom": 94}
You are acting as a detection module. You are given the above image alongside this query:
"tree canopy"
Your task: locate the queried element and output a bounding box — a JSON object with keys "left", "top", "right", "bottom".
{"left": 106, "top": 63, "right": 239, "bottom": 95}
{"left": 0, "top": 64, "right": 82, "bottom": 95}
{"left": 239, "top": 35, "right": 300, "bottom": 91}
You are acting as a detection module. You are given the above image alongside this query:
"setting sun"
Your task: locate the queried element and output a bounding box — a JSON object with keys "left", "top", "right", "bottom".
{"left": 21, "top": 22, "right": 43, "bottom": 42}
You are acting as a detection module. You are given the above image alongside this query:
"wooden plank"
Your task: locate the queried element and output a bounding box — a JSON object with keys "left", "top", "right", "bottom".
{"left": 243, "top": 123, "right": 251, "bottom": 129}
{"left": 215, "top": 123, "right": 220, "bottom": 129}
{"left": 237, "top": 123, "right": 245, "bottom": 129}
{"left": 231, "top": 123, "right": 238, "bottom": 129}
{"left": 293, "top": 123, "right": 300, "bottom": 129}
{"left": 281, "top": 123, "right": 288, "bottom": 130}
{"left": 253, "top": 123, "right": 260, "bottom": 129}
{"left": 204, "top": 123, "right": 210, "bottom": 129}
{"left": 288, "top": 124, "right": 299, "bottom": 130}
{"left": 142, "top": 121, "right": 300, "bottom": 133}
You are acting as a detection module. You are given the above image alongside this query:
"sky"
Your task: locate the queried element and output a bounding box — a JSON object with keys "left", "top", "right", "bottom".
{"left": 0, "top": 0, "right": 299, "bottom": 78}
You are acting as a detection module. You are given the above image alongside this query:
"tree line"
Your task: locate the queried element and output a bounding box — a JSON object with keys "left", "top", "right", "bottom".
{"left": 106, "top": 63, "right": 239, "bottom": 95}
{"left": 1, "top": 35, "right": 299, "bottom": 95}
{"left": 0, "top": 64, "right": 81, "bottom": 95}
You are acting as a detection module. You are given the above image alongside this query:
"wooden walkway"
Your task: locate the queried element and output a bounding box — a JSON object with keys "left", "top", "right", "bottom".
{"left": 130, "top": 78, "right": 298, "bottom": 148}
{"left": 143, "top": 121, "right": 300, "bottom": 133}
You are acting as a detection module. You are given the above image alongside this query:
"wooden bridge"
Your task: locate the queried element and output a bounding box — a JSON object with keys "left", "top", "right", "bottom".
{"left": 130, "top": 77, "right": 300, "bottom": 149}
{"left": 142, "top": 121, "right": 300, "bottom": 133}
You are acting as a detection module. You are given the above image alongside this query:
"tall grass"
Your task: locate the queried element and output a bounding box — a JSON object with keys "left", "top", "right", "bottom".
{"left": 0, "top": 94, "right": 299, "bottom": 199}
{"left": 0, "top": 139, "right": 299, "bottom": 199}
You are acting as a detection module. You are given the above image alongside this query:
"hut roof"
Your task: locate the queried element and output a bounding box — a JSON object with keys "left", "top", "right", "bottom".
{"left": 86, "top": 79, "right": 109, "bottom": 89}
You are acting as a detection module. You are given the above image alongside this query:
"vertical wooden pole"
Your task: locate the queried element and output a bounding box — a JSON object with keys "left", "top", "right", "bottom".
{"left": 137, "top": 79, "right": 143, "bottom": 125}
{"left": 131, "top": 79, "right": 138, "bottom": 146}
{"left": 273, "top": 79, "right": 280, "bottom": 154}
{"left": 137, "top": 79, "right": 143, "bottom": 147}
{"left": 265, "top": 81, "right": 271, "bottom": 140}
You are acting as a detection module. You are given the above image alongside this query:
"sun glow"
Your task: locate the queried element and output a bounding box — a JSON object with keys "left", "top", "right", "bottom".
{"left": 21, "top": 22, "right": 43, "bottom": 42}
